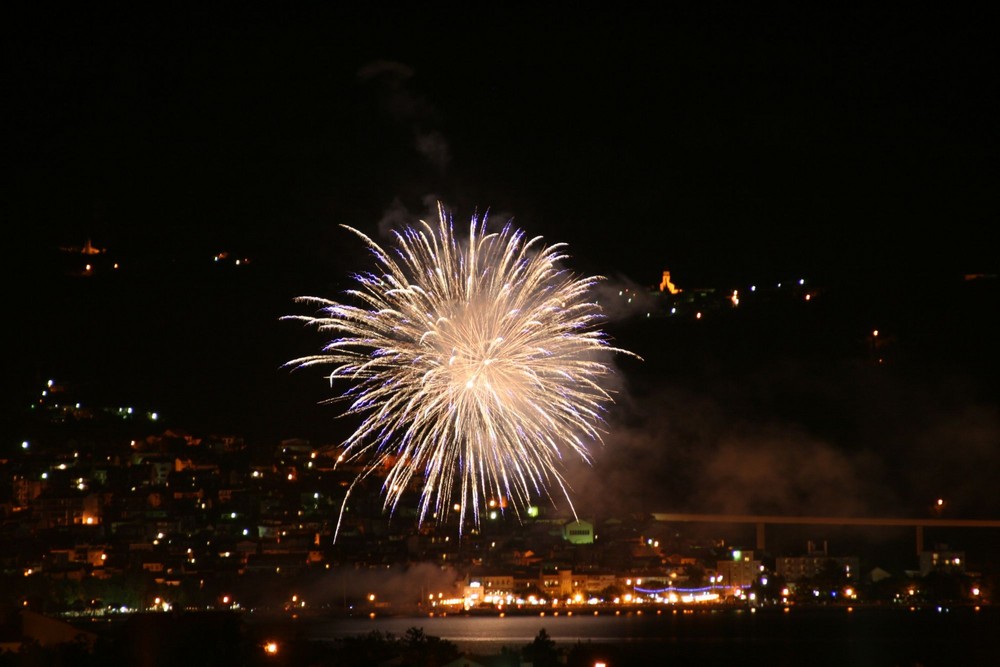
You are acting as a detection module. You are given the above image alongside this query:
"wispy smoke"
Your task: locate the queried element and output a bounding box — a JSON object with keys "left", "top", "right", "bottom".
{"left": 358, "top": 59, "right": 451, "bottom": 170}
{"left": 563, "top": 346, "right": 1000, "bottom": 524}
{"left": 356, "top": 60, "right": 454, "bottom": 240}
{"left": 698, "top": 431, "right": 885, "bottom": 516}
{"left": 591, "top": 273, "right": 660, "bottom": 322}
{"left": 903, "top": 401, "right": 1000, "bottom": 513}
{"left": 376, "top": 195, "right": 443, "bottom": 238}
{"left": 414, "top": 130, "right": 451, "bottom": 170}
{"left": 357, "top": 60, "right": 421, "bottom": 118}
{"left": 307, "top": 562, "right": 462, "bottom": 607}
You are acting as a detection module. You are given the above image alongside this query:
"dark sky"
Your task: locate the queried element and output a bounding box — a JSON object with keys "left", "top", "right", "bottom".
{"left": 7, "top": 5, "right": 997, "bottom": 282}
{"left": 6, "top": 5, "right": 999, "bottom": 527}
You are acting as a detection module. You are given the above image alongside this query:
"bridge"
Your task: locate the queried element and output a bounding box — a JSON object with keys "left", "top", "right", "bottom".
{"left": 650, "top": 513, "right": 1000, "bottom": 554}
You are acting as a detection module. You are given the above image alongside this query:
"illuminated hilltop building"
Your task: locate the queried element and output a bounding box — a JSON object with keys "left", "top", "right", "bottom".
{"left": 59, "top": 238, "right": 106, "bottom": 255}
{"left": 659, "top": 270, "right": 682, "bottom": 294}
{"left": 563, "top": 519, "right": 594, "bottom": 545}
{"left": 57, "top": 238, "right": 118, "bottom": 276}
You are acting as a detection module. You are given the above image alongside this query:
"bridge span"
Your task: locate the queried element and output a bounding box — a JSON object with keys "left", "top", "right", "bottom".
{"left": 650, "top": 513, "right": 1000, "bottom": 554}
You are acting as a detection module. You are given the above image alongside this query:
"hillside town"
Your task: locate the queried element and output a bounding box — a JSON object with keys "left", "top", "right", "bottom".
{"left": 2, "top": 376, "right": 988, "bottom": 633}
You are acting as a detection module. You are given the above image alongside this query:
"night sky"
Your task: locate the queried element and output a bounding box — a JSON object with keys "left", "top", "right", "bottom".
{"left": 6, "top": 6, "right": 999, "bottom": 525}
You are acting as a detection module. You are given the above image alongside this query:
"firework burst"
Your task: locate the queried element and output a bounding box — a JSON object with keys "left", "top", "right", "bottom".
{"left": 285, "top": 203, "right": 633, "bottom": 538}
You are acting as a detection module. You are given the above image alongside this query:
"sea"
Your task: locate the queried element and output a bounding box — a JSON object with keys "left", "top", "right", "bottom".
{"left": 248, "top": 605, "right": 1000, "bottom": 666}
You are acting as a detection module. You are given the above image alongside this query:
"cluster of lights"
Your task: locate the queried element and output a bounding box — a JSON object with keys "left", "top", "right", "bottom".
{"left": 213, "top": 252, "right": 251, "bottom": 266}
{"left": 32, "top": 379, "right": 160, "bottom": 421}
{"left": 447, "top": 576, "right": 740, "bottom": 612}
{"left": 284, "top": 594, "right": 306, "bottom": 612}
{"left": 78, "top": 262, "right": 120, "bottom": 275}
{"left": 615, "top": 274, "right": 814, "bottom": 320}
{"left": 115, "top": 406, "right": 159, "bottom": 421}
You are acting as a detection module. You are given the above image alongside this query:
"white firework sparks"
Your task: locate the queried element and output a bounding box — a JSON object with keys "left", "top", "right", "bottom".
{"left": 285, "top": 203, "right": 633, "bottom": 539}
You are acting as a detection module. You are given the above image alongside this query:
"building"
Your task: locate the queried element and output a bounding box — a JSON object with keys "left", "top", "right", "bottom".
{"left": 562, "top": 519, "right": 594, "bottom": 545}
{"left": 776, "top": 541, "right": 860, "bottom": 583}
{"left": 715, "top": 549, "right": 762, "bottom": 592}
{"left": 918, "top": 545, "right": 966, "bottom": 577}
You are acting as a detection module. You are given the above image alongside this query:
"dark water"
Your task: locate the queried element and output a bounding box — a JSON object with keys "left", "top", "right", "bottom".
{"left": 270, "top": 606, "right": 1000, "bottom": 666}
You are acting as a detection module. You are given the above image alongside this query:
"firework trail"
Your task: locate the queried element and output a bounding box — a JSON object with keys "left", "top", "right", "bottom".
{"left": 285, "top": 203, "right": 634, "bottom": 539}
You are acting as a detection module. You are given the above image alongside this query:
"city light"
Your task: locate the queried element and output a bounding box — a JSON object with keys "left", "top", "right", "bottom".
{"left": 9, "top": 245, "right": 997, "bottom": 659}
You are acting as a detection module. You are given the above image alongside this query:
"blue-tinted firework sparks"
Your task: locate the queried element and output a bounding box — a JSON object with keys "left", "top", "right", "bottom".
{"left": 285, "top": 204, "right": 633, "bottom": 539}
